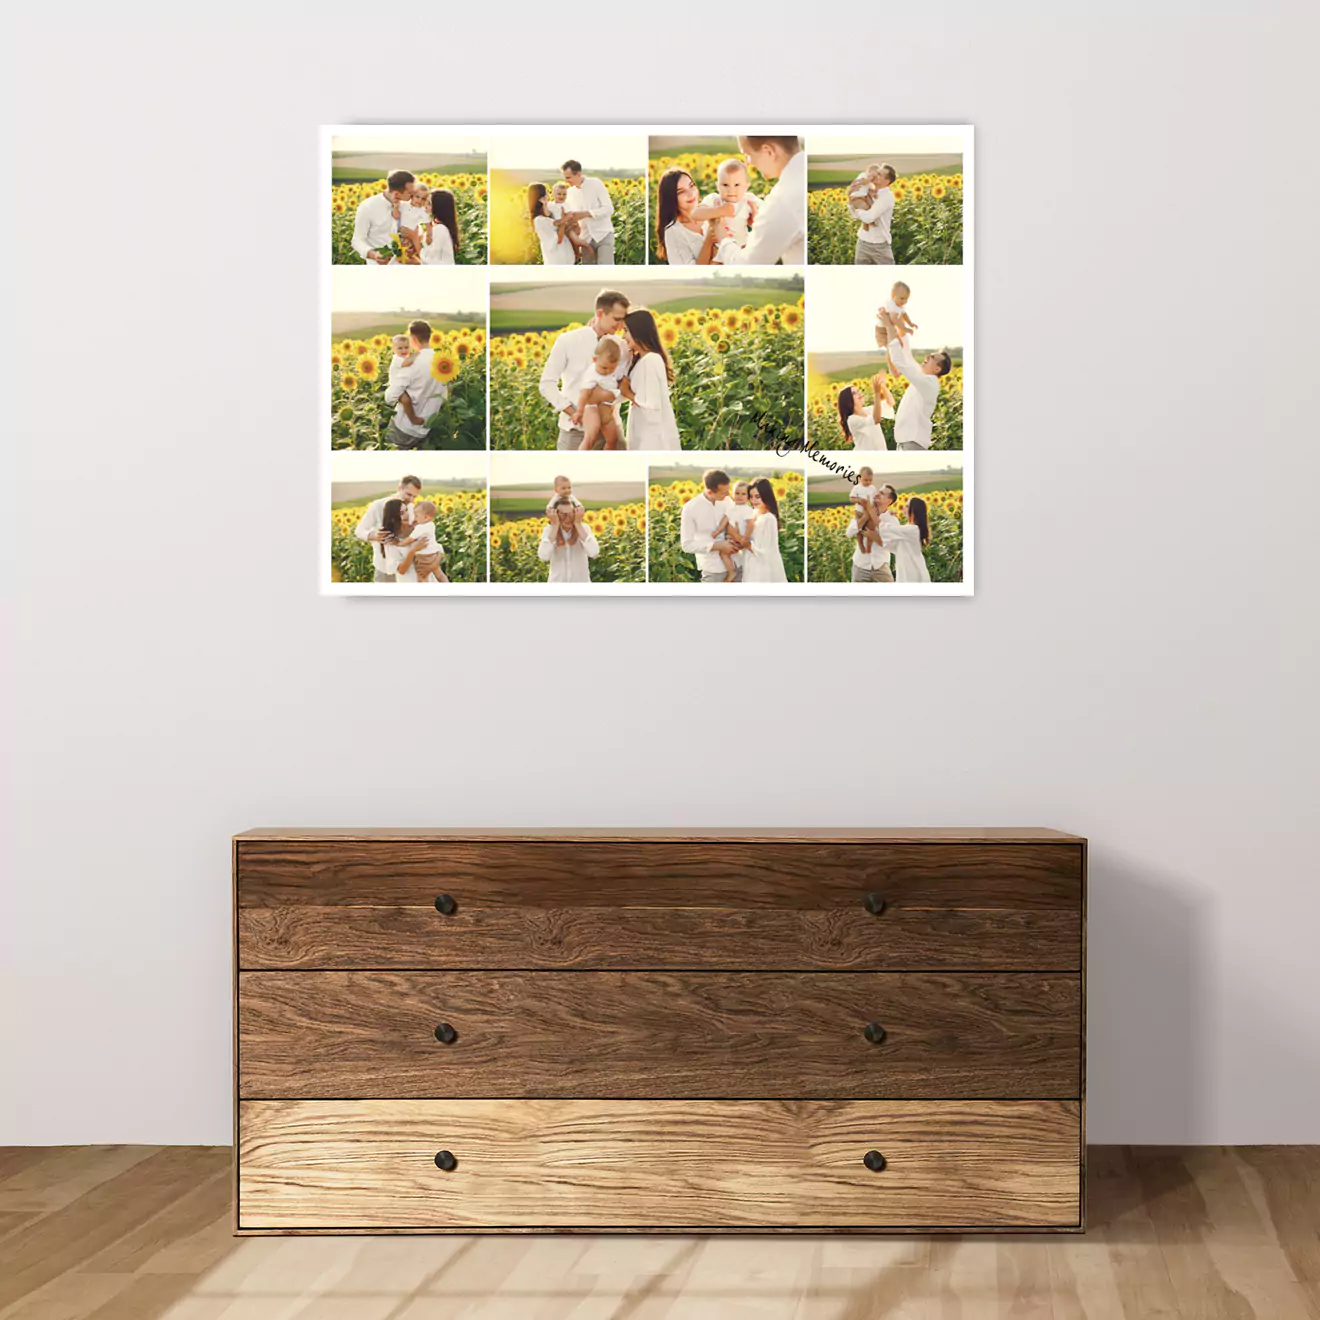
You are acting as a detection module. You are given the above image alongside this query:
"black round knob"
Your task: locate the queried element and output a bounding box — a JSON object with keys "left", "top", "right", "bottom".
{"left": 434, "top": 1022, "right": 458, "bottom": 1044}
{"left": 864, "top": 892, "right": 887, "bottom": 916}
{"left": 434, "top": 893, "right": 457, "bottom": 915}
{"left": 434, "top": 1150, "right": 457, "bottom": 1171}
{"left": 863, "top": 1022, "right": 887, "bottom": 1044}
{"left": 863, "top": 1150, "right": 887, "bottom": 1172}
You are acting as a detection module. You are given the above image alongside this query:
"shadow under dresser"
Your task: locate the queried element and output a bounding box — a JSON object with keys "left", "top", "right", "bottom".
{"left": 233, "top": 828, "right": 1086, "bottom": 1234}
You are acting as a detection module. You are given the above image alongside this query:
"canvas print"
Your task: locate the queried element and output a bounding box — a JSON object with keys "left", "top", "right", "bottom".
{"left": 319, "top": 124, "right": 973, "bottom": 595}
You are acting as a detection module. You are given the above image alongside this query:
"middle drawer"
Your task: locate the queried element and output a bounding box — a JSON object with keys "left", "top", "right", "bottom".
{"left": 238, "top": 970, "right": 1080, "bottom": 1100}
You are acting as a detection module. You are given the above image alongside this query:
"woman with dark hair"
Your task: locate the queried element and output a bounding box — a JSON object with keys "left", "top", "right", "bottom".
{"left": 743, "top": 477, "right": 788, "bottom": 582}
{"left": 526, "top": 183, "right": 574, "bottom": 265}
{"left": 377, "top": 498, "right": 422, "bottom": 582}
{"left": 617, "top": 308, "right": 680, "bottom": 449}
{"left": 655, "top": 168, "right": 721, "bottom": 266}
{"left": 838, "top": 372, "right": 896, "bottom": 451}
{"left": 420, "top": 189, "right": 459, "bottom": 265}
{"left": 874, "top": 495, "right": 932, "bottom": 583}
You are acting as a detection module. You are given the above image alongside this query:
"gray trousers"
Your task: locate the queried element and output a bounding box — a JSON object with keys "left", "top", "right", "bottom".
{"left": 702, "top": 564, "right": 743, "bottom": 583}
{"left": 385, "top": 420, "right": 422, "bottom": 450}
{"left": 855, "top": 238, "right": 895, "bottom": 265}
{"left": 579, "top": 234, "right": 615, "bottom": 265}
{"left": 556, "top": 426, "right": 586, "bottom": 451}
{"left": 897, "top": 442, "right": 926, "bottom": 451}
{"left": 851, "top": 562, "right": 894, "bottom": 583}
{"left": 374, "top": 569, "right": 396, "bottom": 583}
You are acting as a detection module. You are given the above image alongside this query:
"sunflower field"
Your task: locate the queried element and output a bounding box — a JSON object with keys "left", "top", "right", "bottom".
{"left": 648, "top": 471, "right": 804, "bottom": 583}
{"left": 489, "top": 175, "right": 646, "bottom": 265}
{"left": 330, "top": 327, "right": 486, "bottom": 450}
{"left": 331, "top": 172, "right": 488, "bottom": 265}
{"left": 489, "top": 501, "right": 647, "bottom": 584}
{"left": 807, "top": 172, "right": 963, "bottom": 265}
{"left": 807, "top": 365, "right": 963, "bottom": 451}
{"left": 491, "top": 302, "right": 804, "bottom": 450}
{"left": 330, "top": 488, "right": 488, "bottom": 584}
{"left": 647, "top": 152, "right": 776, "bottom": 264}
{"left": 807, "top": 489, "right": 963, "bottom": 583}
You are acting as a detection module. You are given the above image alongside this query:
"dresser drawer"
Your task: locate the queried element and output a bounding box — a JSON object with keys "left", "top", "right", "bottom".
{"left": 238, "top": 1097, "right": 1081, "bottom": 1230}
{"left": 238, "top": 970, "right": 1080, "bottom": 1100}
{"left": 236, "top": 841, "right": 1081, "bottom": 971}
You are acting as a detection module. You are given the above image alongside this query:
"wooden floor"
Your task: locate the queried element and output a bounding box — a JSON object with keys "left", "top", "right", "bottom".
{"left": 0, "top": 1146, "right": 1315, "bottom": 1318}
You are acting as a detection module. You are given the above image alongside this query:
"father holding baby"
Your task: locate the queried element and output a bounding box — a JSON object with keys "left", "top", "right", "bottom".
{"left": 679, "top": 468, "right": 744, "bottom": 583}
{"left": 383, "top": 319, "right": 447, "bottom": 449}
{"left": 877, "top": 308, "right": 951, "bottom": 451}
{"left": 853, "top": 164, "right": 896, "bottom": 265}
{"left": 845, "top": 481, "right": 898, "bottom": 582}
{"left": 351, "top": 170, "right": 416, "bottom": 264}
{"left": 537, "top": 289, "right": 633, "bottom": 451}
{"left": 558, "top": 160, "right": 616, "bottom": 265}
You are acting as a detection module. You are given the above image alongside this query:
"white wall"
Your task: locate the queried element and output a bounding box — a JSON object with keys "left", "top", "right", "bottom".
{"left": 3, "top": 0, "right": 1318, "bottom": 1146}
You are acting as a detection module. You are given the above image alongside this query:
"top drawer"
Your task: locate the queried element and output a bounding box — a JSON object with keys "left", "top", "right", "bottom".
{"left": 237, "top": 841, "right": 1081, "bottom": 972}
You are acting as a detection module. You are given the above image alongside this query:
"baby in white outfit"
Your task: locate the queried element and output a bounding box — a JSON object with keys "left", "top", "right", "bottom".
{"left": 398, "top": 183, "right": 431, "bottom": 262}
{"left": 572, "top": 334, "right": 625, "bottom": 450}
{"left": 695, "top": 159, "right": 762, "bottom": 247}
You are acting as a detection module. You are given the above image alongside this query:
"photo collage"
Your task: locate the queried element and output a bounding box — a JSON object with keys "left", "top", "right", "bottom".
{"left": 323, "top": 125, "right": 972, "bottom": 594}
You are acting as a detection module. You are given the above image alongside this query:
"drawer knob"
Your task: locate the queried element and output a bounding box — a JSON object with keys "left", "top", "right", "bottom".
{"left": 863, "top": 1022, "right": 887, "bottom": 1044}
{"left": 863, "top": 1150, "right": 887, "bottom": 1172}
{"left": 434, "top": 1022, "right": 458, "bottom": 1044}
{"left": 864, "top": 892, "right": 887, "bottom": 916}
{"left": 434, "top": 893, "right": 457, "bottom": 915}
{"left": 434, "top": 1150, "right": 458, "bottom": 1171}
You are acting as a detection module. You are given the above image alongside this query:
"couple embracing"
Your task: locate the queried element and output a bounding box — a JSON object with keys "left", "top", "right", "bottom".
{"left": 680, "top": 468, "right": 787, "bottom": 583}
{"left": 526, "top": 159, "right": 616, "bottom": 266}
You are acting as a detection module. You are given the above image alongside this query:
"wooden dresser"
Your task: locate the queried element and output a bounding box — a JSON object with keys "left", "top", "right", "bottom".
{"left": 233, "top": 828, "right": 1086, "bottom": 1234}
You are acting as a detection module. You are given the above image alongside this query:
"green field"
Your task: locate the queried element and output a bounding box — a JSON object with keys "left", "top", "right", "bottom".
{"left": 819, "top": 354, "right": 964, "bottom": 382}
{"left": 332, "top": 483, "right": 481, "bottom": 510}
{"left": 807, "top": 474, "right": 964, "bottom": 506}
{"left": 491, "top": 495, "right": 618, "bottom": 520}
{"left": 332, "top": 164, "right": 482, "bottom": 184}
{"left": 648, "top": 141, "right": 737, "bottom": 158}
{"left": 807, "top": 164, "right": 962, "bottom": 189}
{"left": 490, "top": 287, "right": 796, "bottom": 336}
{"left": 332, "top": 316, "right": 484, "bottom": 344}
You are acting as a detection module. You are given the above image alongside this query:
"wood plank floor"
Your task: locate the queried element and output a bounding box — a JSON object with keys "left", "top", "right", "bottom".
{"left": 0, "top": 1146, "right": 1315, "bottom": 1318}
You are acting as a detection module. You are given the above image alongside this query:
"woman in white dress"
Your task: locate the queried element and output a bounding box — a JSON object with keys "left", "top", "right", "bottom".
{"left": 618, "top": 309, "right": 681, "bottom": 450}
{"left": 419, "top": 189, "right": 459, "bottom": 265}
{"left": 654, "top": 168, "right": 721, "bottom": 266}
{"left": 743, "top": 478, "right": 789, "bottom": 583}
{"left": 537, "top": 499, "right": 600, "bottom": 583}
{"left": 526, "top": 183, "right": 575, "bottom": 266}
{"left": 875, "top": 495, "right": 932, "bottom": 583}
{"left": 838, "top": 374, "right": 896, "bottom": 451}
{"left": 378, "top": 499, "right": 420, "bottom": 582}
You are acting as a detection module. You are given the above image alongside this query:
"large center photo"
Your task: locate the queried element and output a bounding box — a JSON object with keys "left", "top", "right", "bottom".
{"left": 489, "top": 268, "right": 805, "bottom": 452}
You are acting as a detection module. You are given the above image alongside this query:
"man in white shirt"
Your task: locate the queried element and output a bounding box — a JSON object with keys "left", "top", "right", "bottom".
{"left": 353, "top": 475, "right": 421, "bottom": 583}
{"left": 383, "top": 319, "right": 448, "bottom": 449}
{"left": 845, "top": 483, "right": 899, "bottom": 583}
{"left": 560, "top": 160, "right": 616, "bottom": 265}
{"left": 879, "top": 311, "right": 951, "bottom": 451}
{"left": 855, "top": 163, "right": 896, "bottom": 265}
{"left": 350, "top": 170, "right": 415, "bottom": 265}
{"left": 680, "top": 469, "right": 743, "bottom": 583}
{"left": 538, "top": 499, "right": 601, "bottom": 583}
{"left": 537, "top": 290, "right": 632, "bottom": 450}
{"left": 713, "top": 136, "right": 805, "bottom": 267}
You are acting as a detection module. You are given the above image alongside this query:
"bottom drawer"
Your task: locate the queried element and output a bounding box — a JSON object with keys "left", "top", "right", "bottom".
{"left": 238, "top": 1098, "right": 1081, "bottom": 1231}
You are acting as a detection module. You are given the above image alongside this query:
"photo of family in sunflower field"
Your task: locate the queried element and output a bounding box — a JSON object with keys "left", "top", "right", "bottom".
{"left": 648, "top": 458, "right": 805, "bottom": 583}
{"left": 805, "top": 453, "right": 963, "bottom": 584}
{"left": 489, "top": 270, "right": 803, "bottom": 451}
{"left": 329, "top": 133, "right": 488, "bottom": 266}
{"left": 648, "top": 134, "right": 805, "bottom": 267}
{"left": 807, "top": 131, "right": 965, "bottom": 266}
{"left": 807, "top": 266, "right": 964, "bottom": 452}
{"left": 329, "top": 453, "right": 488, "bottom": 585}
{"left": 488, "top": 453, "right": 647, "bottom": 585}
{"left": 329, "top": 269, "right": 487, "bottom": 450}
{"left": 489, "top": 134, "right": 647, "bottom": 267}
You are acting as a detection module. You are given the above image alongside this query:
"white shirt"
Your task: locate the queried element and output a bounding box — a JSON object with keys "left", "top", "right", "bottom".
{"left": 538, "top": 523, "right": 600, "bottom": 583}
{"left": 703, "top": 192, "right": 759, "bottom": 245}
{"left": 407, "top": 522, "right": 442, "bottom": 557}
{"left": 680, "top": 493, "right": 740, "bottom": 575}
{"left": 889, "top": 339, "right": 941, "bottom": 450}
{"left": 565, "top": 177, "right": 614, "bottom": 243}
{"left": 623, "top": 352, "right": 680, "bottom": 450}
{"left": 846, "top": 511, "right": 899, "bottom": 573}
{"left": 716, "top": 150, "right": 805, "bottom": 267}
{"left": 384, "top": 348, "right": 448, "bottom": 441}
{"left": 539, "top": 324, "right": 633, "bottom": 434}
{"left": 878, "top": 521, "right": 931, "bottom": 583}
{"left": 883, "top": 298, "right": 908, "bottom": 319}
{"left": 857, "top": 187, "right": 895, "bottom": 246}
{"left": 398, "top": 202, "right": 429, "bottom": 230}
{"left": 419, "top": 223, "right": 455, "bottom": 265}
{"left": 533, "top": 213, "right": 574, "bottom": 265}
{"left": 847, "top": 412, "right": 886, "bottom": 451}
{"left": 851, "top": 482, "right": 879, "bottom": 506}
{"left": 661, "top": 219, "right": 707, "bottom": 266}
{"left": 353, "top": 495, "right": 415, "bottom": 576}
{"left": 583, "top": 362, "right": 623, "bottom": 393}
{"left": 744, "top": 512, "right": 788, "bottom": 583}
{"left": 726, "top": 502, "right": 756, "bottom": 535}
{"left": 351, "top": 192, "right": 400, "bottom": 261}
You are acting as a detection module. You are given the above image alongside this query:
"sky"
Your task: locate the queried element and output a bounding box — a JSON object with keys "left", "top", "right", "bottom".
{"left": 808, "top": 266, "right": 965, "bottom": 354}
{"left": 332, "top": 134, "right": 487, "bottom": 156}
{"left": 489, "top": 134, "right": 647, "bottom": 175}
{"left": 490, "top": 452, "right": 648, "bottom": 487}
{"left": 808, "top": 133, "right": 967, "bottom": 157}
{"left": 331, "top": 452, "right": 487, "bottom": 486}
{"left": 331, "top": 268, "right": 486, "bottom": 316}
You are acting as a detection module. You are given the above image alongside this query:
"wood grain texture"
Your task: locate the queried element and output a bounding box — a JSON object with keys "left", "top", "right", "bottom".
{"left": 237, "top": 1098, "right": 1082, "bottom": 1230}
{"left": 236, "top": 841, "right": 1082, "bottom": 909}
{"left": 238, "top": 905, "right": 1081, "bottom": 971}
{"left": 238, "top": 970, "right": 1081, "bottom": 1099}
{"left": 236, "top": 827, "right": 1086, "bottom": 842}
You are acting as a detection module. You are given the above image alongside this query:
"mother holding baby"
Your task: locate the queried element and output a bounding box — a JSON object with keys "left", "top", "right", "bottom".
{"left": 655, "top": 169, "right": 724, "bottom": 266}
{"left": 619, "top": 309, "right": 681, "bottom": 450}
{"left": 838, "top": 374, "right": 897, "bottom": 451}
{"left": 527, "top": 183, "right": 575, "bottom": 266}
